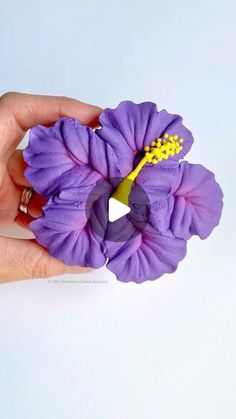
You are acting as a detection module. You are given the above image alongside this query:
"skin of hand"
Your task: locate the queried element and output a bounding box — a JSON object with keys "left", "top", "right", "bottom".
{"left": 0, "top": 92, "right": 102, "bottom": 283}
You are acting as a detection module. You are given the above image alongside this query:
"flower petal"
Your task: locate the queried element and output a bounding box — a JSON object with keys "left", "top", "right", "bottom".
{"left": 31, "top": 216, "right": 106, "bottom": 268}
{"left": 96, "top": 101, "right": 193, "bottom": 177}
{"left": 170, "top": 162, "right": 223, "bottom": 240}
{"left": 135, "top": 164, "right": 179, "bottom": 202}
{"left": 106, "top": 224, "right": 186, "bottom": 283}
{"left": 29, "top": 180, "right": 111, "bottom": 268}
{"left": 53, "top": 165, "right": 104, "bottom": 204}
{"left": 149, "top": 197, "right": 175, "bottom": 233}
{"left": 24, "top": 118, "right": 121, "bottom": 198}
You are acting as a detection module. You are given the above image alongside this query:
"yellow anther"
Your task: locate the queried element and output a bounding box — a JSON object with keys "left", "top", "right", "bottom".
{"left": 111, "top": 134, "right": 185, "bottom": 205}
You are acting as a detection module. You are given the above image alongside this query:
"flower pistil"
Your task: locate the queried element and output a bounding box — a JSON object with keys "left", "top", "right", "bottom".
{"left": 112, "top": 133, "right": 184, "bottom": 205}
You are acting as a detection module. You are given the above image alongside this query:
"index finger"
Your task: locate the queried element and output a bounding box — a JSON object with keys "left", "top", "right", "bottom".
{"left": 0, "top": 92, "right": 102, "bottom": 159}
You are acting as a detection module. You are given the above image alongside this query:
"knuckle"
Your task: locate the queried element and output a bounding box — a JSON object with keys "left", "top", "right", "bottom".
{"left": 59, "top": 95, "right": 69, "bottom": 101}
{"left": 59, "top": 95, "right": 81, "bottom": 105}
{"left": 0, "top": 238, "right": 64, "bottom": 280}
{"left": 31, "top": 256, "right": 50, "bottom": 278}
{"left": 31, "top": 254, "right": 65, "bottom": 279}
{"left": 0, "top": 91, "right": 17, "bottom": 104}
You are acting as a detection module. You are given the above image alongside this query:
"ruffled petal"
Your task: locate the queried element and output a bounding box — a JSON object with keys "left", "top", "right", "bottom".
{"left": 24, "top": 118, "right": 121, "bottom": 198}
{"left": 30, "top": 179, "right": 112, "bottom": 268}
{"left": 135, "top": 164, "right": 179, "bottom": 202}
{"left": 105, "top": 224, "right": 187, "bottom": 283}
{"left": 149, "top": 197, "right": 175, "bottom": 233}
{"left": 52, "top": 165, "right": 104, "bottom": 205}
{"left": 170, "top": 162, "right": 223, "bottom": 240}
{"left": 31, "top": 216, "right": 106, "bottom": 268}
{"left": 96, "top": 101, "right": 193, "bottom": 177}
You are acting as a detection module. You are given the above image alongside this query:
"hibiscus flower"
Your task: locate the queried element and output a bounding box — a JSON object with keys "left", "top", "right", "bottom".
{"left": 23, "top": 101, "right": 223, "bottom": 283}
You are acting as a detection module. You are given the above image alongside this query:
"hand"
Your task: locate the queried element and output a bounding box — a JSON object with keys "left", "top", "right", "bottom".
{"left": 0, "top": 92, "right": 102, "bottom": 283}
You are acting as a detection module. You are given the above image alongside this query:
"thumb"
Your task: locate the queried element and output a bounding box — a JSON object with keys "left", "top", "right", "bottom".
{"left": 0, "top": 92, "right": 102, "bottom": 160}
{"left": 0, "top": 236, "right": 91, "bottom": 283}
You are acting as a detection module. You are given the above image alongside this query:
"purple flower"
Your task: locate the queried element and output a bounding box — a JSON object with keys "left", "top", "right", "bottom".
{"left": 23, "top": 101, "right": 223, "bottom": 283}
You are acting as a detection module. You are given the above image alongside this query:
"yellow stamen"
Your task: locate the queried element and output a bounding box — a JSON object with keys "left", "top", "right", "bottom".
{"left": 111, "top": 133, "right": 184, "bottom": 206}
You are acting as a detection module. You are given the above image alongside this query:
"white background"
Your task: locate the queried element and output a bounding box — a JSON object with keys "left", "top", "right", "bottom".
{"left": 0, "top": 0, "right": 236, "bottom": 418}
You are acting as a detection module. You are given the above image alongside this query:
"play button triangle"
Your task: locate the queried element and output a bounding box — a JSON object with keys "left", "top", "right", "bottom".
{"left": 108, "top": 197, "right": 131, "bottom": 222}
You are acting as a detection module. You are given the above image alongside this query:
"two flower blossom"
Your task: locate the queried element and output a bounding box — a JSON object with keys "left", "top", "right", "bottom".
{"left": 24, "top": 101, "right": 223, "bottom": 283}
